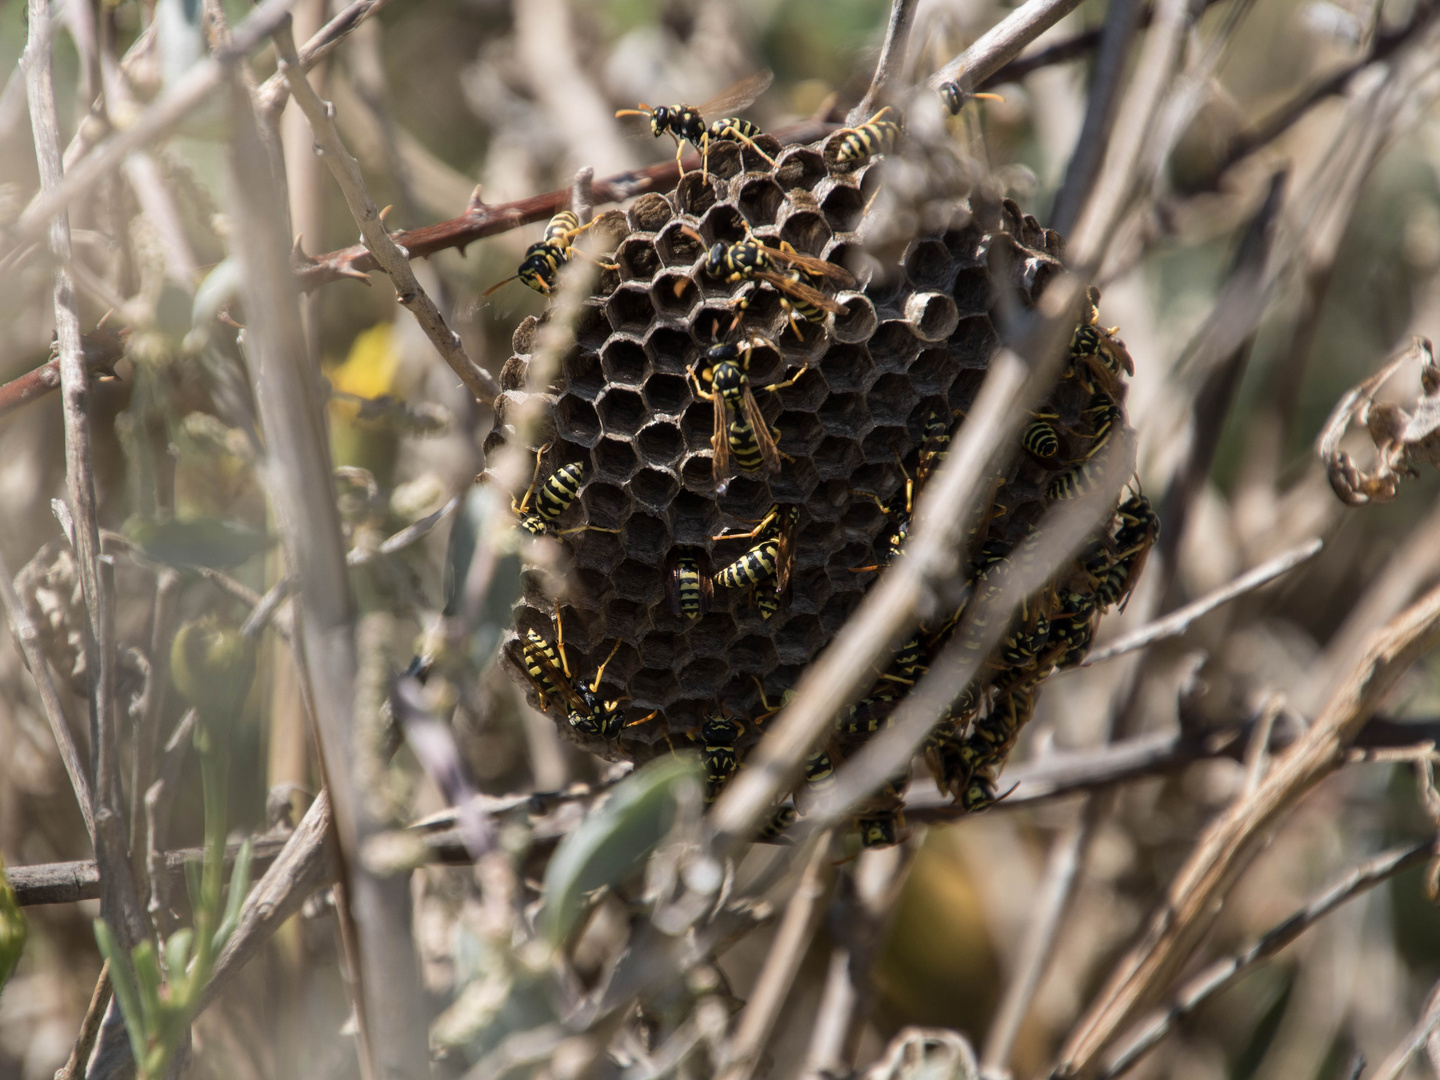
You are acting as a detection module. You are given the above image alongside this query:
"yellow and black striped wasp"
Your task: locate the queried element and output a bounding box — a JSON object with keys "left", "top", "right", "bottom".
{"left": 518, "top": 613, "right": 628, "bottom": 740}
{"left": 508, "top": 443, "right": 619, "bottom": 538}
{"left": 615, "top": 72, "right": 776, "bottom": 181}
{"left": 483, "top": 211, "right": 616, "bottom": 298}
{"left": 916, "top": 408, "right": 953, "bottom": 489}
{"left": 681, "top": 225, "right": 854, "bottom": 339}
{"left": 696, "top": 714, "right": 745, "bottom": 805}
{"left": 665, "top": 548, "right": 713, "bottom": 620}
{"left": 853, "top": 770, "right": 911, "bottom": 848}
{"left": 756, "top": 802, "right": 799, "bottom": 843}
{"left": 937, "top": 81, "right": 1005, "bottom": 115}
{"left": 1067, "top": 287, "right": 1134, "bottom": 397}
{"left": 712, "top": 504, "right": 798, "bottom": 593}
{"left": 688, "top": 335, "right": 807, "bottom": 494}
{"left": 834, "top": 105, "right": 904, "bottom": 164}
{"left": 1093, "top": 490, "right": 1159, "bottom": 612}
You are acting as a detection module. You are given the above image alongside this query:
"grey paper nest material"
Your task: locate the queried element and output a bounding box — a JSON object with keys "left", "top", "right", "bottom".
{"left": 486, "top": 129, "right": 1136, "bottom": 823}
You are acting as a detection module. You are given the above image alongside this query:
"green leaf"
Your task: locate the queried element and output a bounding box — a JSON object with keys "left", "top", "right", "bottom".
{"left": 214, "top": 841, "right": 253, "bottom": 951}
{"left": 132, "top": 940, "right": 163, "bottom": 1033}
{"left": 123, "top": 515, "right": 275, "bottom": 571}
{"left": 540, "top": 755, "right": 701, "bottom": 947}
{"left": 163, "top": 929, "right": 193, "bottom": 983}
{"left": 93, "top": 920, "right": 148, "bottom": 1068}
{"left": 0, "top": 855, "right": 27, "bottom": 992}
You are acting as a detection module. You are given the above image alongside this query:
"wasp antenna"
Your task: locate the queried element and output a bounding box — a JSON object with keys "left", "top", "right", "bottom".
{"left": 482, "top": 274, "right": 520, "bottom": 298}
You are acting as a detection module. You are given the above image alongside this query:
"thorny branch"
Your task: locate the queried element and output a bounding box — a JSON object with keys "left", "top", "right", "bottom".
{"left": 23, "top": 0, "right": 145, "bottom": 948}
{"left": 275, "top": 26, "right": 499, "bottom": 405}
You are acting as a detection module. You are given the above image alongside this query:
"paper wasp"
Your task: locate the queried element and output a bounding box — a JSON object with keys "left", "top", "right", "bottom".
{"left": 712, "top": 504, "right": 798, "bottom": 593}
{"left": 665, "top": 549, "right": 713, "bottom": 620}
{"left": 1095, "top": 491, "right": 1159, "bottom": 612}
{"left": 614, "top": 72, "right": 776, "bottom": 180}
{"left": 937, "top": 81, "right": 1005, "bottom": 115}
{"left": 756, "top": 803, "right": 799, "bottom": 843}
{"left": 1067, "top": 287, "right": 1134, "bottom": 397}
{"left": 483, "top": 211, "right": 616, "bottom": 298}
{"left": 834, "top": 106, "right": 904, "bottom": 164}
{"left": 696, "top": 714, "right": 744, "bottom": 804}
{"left": 518, "top": 613, "right": 627, "bottom": 739}
{"left": 681, "top": 224, "right": 854, "bottom": 338}
{"left": 853, "top": 771, "right": 910, "bottom": 849}
{"left": 689, "top": 336, "right": 807, "bottom": 494}
{"left": 917, "top": 408, "right": 953, "bottom": 489}
{"left": 509, "top": 444, "right": 619, "bottom": 538}
{"left": 1022, "top": 418, "right": 1061, "bottom": 459}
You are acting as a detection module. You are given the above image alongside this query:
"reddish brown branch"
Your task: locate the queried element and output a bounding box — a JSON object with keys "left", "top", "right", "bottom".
{"left": 292, "top": 119, "right": 836, "bottom": 292}
{"left": 0, "top": 325, "right": 126, "bottom": 419}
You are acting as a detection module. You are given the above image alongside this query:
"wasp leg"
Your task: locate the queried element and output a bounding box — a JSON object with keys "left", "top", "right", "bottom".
{"left": 513, "top": 442, "right": 553, "bottom": 517}
{"left": 760, "top": 361, "right": 810, "bottom": 394}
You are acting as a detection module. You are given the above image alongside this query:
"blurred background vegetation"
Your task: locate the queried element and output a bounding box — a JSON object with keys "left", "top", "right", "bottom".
{"left": 0, "top": 0, "right": 1439, "bottom": 1078}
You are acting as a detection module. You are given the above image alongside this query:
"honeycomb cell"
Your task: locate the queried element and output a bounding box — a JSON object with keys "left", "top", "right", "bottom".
{"left": 903, "top": 238, "right": 953, "bottom": 291}
{"left": 500, "top": 355, "right": 528, "bottom": 392}
{"left": 555, "top": 395, "right": 601, "bottom": 447}
{"left": 562, "top": 349, "right": 605, "bottom": 400}
{"left": 571, "top": 529, "right": 625, "bottom": 575}
{"left": 602, "top": 599, "right": 653, "bottom": 645}
{"left": 616, "top": 236, "right": 661, "bottom": 282}
{"left": 698, "top": 204, "right": 748, "bottom": 245}
{"left": 657, "top": 221, "right": 705, "bottom": 266}
{"left": 812, "top": 435, "right": 863, "bottom": 480}
{"left": 600, "top": 337, "right": 648, "bottom": 386}
{"left": 643, "top": 373, "right": 690, "bottom": 415}
{"left": 682, "top": 402, "right": 716, "bottom": 453}
{"left": 773, "top": 614, "right": 824, "bottom": 664}
{"left": 769, "top": 455, "right": 820, "bottom": 502}
{"left": 638, "top": 631, "right": 682, "bottom": 670}
{"left": 703, "top": 143, "right": 745, "bottom": 182}
{"left": 627, "top": 666, "right": 679, "bottom": 708}
{"left": 775, "top": 148, "right": 827, "bottom": 192}
{"left": 605, "top": 286, "right": 656, "bottom": 335}
{"left": 687, "top": 615, "right": 739, "bottom": 657}
{"left": 727, "top": 634, "right": 779, "bottom": 674}
{"left": 869, "top": 375, "right": 919, "bottom": 430}
{"left": 950, "top": 316, "right": 999, "bottom": 368}
{"left": 864, "top": 421, "right": 912, "bottom": 459}
{"left": 952, "top": 265, "right": 995, "bottom": 315}
{"left": 830, "top": 293, "right": 878, "bottom": 345}
{"left": 597, "top": 388, "right": 647, "bottom": 438}
{"left": 905, "top": 291, "right": 960, "bottom": 343}
{"left": 653, "top": 271, "right": 699, "bottom": 319}
{"left": 678, "top": 656, "right": 731, "bottom": 697}
{"left": 630, "top": 468, "right": 680, "bottom": 512}
{"left": 627, "top": 192, "right": 674, "bottom": 232}
{"left": 593, "top": 436, "right": 639, "bottom": 482}
{"left": 821, "top": 183, "right": 865, "bottom": 232}
{"left": 644, "top": 326, "right": 694, "bottom": 376}
{"left": 737, "top": 176, "right": 784, "bottom": 225}
{"left": 713, "top": 476, "right": 772, "bottom": 524}
{"left": 908, "top": 348, "right": 956, "bottom": 396}
{"left": 816, "top": 391, "right": 870, "bottom": 435}
{"left": 775, "top": 364, "right": 827, "bottom": 412}
{"left": 818, "top": 343, "right": 875, "bottom": 393}
{"left": 613, "top": 555, "right": 666, "bottom": 606}
{"left": 868, "top": 321, "right": 919, "bottom": 370}
{"left": 675, "top": 173, "right": 722, "bottom": 218}
{"left": 669, "top": 489, "right": 721, "bottom": 544}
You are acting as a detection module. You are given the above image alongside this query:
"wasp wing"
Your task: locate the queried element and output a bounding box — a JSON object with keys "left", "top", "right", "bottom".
{"left": 697, "top": 71, "right": 774, "bottom": 120}
{"left": 755, "top": 270, "right": 847, "bottom": 315}
{"left": 522, "top": 634, "right": 591, "bottom": 716}
{"left": 710, "top": 378, "right": 732, "bottom": 491}
{"left": 739, "top": 381, "right": 784, "bottom": 475}
{"left": 762, "top": 246, "right": 857, "bottom": 288}
{"left": 774, "top": 510, "right": 795, "bottom": 594}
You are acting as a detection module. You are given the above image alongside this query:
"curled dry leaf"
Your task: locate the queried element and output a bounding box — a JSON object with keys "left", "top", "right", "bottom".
{"left": 1318, "top": 336, "right": 1440, "bottom": 505}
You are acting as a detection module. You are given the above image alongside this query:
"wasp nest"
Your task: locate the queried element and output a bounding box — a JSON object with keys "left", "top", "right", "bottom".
{"left": 487, "top": 127, "right": 1145, "bottom": 836}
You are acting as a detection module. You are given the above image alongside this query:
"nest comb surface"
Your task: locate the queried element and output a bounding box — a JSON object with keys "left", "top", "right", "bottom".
{"left": 488, "top": 133, "right": 1071, "bottom": 764}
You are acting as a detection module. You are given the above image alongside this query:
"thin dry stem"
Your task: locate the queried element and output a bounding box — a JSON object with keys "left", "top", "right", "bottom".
{"left": 1053, "top": 580, "right": 1440, "bottom": 1077}
{"left": 56, "top": 961, "right": 111, "bottom": 1080}
{"left": 930, "top": 0, "right": 1092, "bottom": 91}
{"left": 851, "top": 0, "right": 920, "bottom": 125}
{"left": 0, "top": 545, "right": 94, "bottom": 842}
{"left": 276, "top": 30, "right": 498, "bottom": 405}
{"left": 717, "top": 834, "right": 836, "bottom": 1080}
{"left": 1078, "top": 538, "right": 1323, "bottom": 668}
{"left": 1099, "top": 840, "right": 1437, "bottom": 1079}
{"left": 24, "top": 0, "right": 144, "bottom": 947}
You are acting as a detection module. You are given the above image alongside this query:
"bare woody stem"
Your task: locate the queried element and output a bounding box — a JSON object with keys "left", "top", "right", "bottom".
{"left": 275, "top": 27, "right": 498, "bottom": 405}
{"left": 22, "top": 0, "right": 145, "bottom": 948}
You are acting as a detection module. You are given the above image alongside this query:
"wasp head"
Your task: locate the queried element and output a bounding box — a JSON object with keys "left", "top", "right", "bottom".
{"left": 701, "top": 715, "right": 742, "bottom": 744}
{"left": 649, "top": 106, "right": 671, "bottom": 136}
{"left": 704, "top": 242, "right": 730, "bottom": 278}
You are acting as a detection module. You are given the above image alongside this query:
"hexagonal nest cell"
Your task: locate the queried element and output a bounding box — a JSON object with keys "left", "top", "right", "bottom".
{"left": 485, "top": 129, "right": 1149, "bottom": 843}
